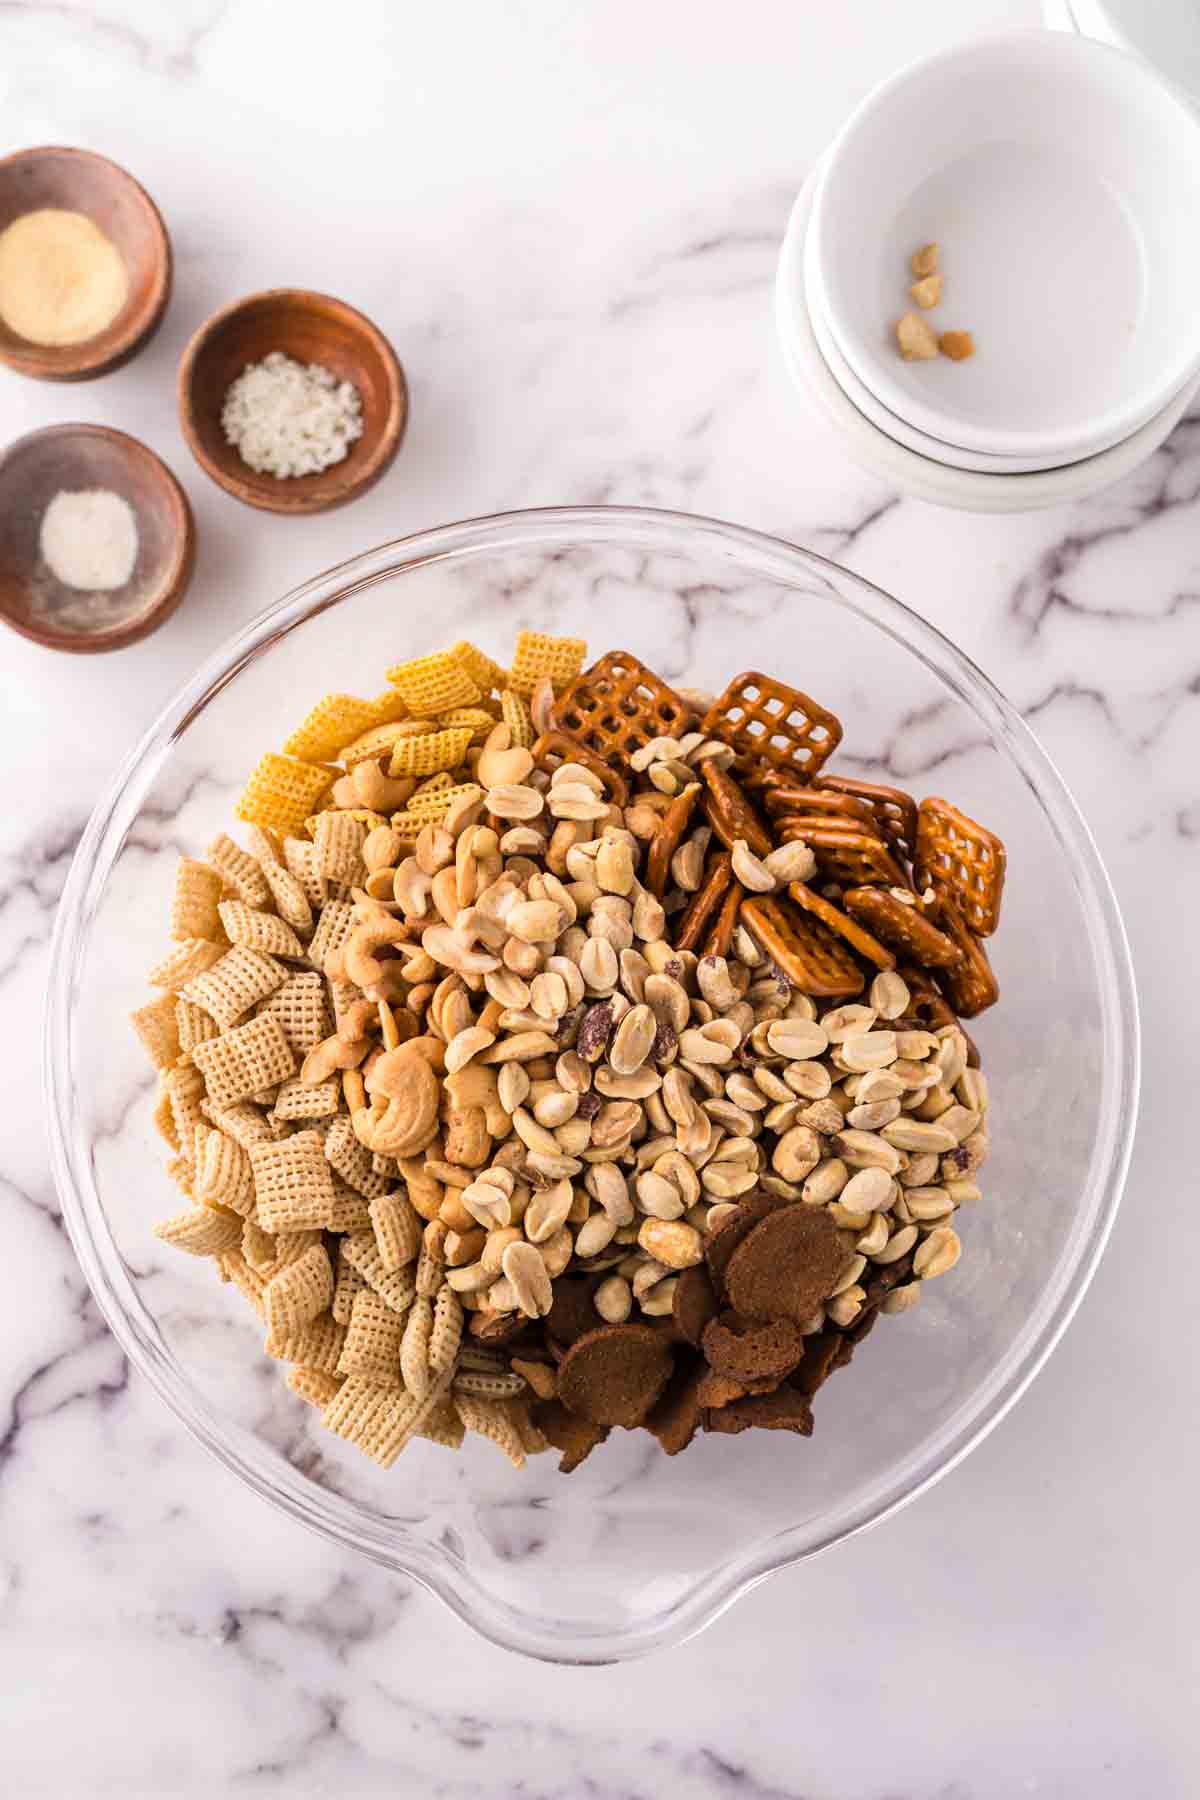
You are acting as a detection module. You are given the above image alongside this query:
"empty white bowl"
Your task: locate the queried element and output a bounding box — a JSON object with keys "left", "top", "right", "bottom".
{"left": 776, "top": 164, "right": 1200, "bottom": 511}
{"left": 809, "top": 31, "right": 1200, "bottom": 461}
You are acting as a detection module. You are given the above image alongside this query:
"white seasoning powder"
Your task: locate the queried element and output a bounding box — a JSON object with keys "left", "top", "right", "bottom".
{"left": 221, "top": 350, "right": 364, "bottom": 479}
{"left": 39, "top": 488, "right": 139, "bottom": 590}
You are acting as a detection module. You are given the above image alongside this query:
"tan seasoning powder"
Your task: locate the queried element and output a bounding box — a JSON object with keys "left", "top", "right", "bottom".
{"left": 0, "top": 209, "right": 128, "bottom": 346}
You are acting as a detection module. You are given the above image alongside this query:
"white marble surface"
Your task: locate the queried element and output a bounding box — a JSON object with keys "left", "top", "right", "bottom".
{"left": 2, "top": 1, "right": 1197, "bottom": 1794}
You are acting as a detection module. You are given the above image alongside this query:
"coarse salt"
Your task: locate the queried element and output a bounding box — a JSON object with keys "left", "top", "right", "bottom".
{"left": 221, "top": 350, "right": 363, "bottom": 479}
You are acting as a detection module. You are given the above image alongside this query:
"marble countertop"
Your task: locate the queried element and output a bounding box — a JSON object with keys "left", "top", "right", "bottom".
{"left": 3, "top": 1, "right": 1196, "bottom": 1794}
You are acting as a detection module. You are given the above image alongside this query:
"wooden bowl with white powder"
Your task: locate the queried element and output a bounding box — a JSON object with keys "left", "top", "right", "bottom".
{"left": 0, "top": 147, "right": 171, "bottom": 382}
{"left": 0, "top": 425, "right": 195, "bottom": 653}
{"left": 178, "top": 289, "right": 407, "bottom": 514}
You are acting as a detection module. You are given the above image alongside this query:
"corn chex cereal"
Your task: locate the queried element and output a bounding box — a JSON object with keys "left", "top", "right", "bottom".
{"left": 154, "top": 1204, "right": 242, "bottom": 1257}
{"left": 272, "top": 1075, "right": 340, "bottom": 1121}
{"left": 500, "top": 688, "right": 535, "bottom": 748}
{"left": 264, "top": 1242, "right": 334, "bottom": 1341}
{"left": 387, "top": 649, "right": 481, "bottom": 715}
{"left": 283, "top": 690, "right": 409, "bottom": 764}
{"left": 192, "top": 1013, "right": 296, "bottom": 1112}
{"left": 337, "top": 1288, "right": 404, "bottom": 1385}
{"left": 324, "top": 1115, "right": 392, "bottom": 1200}
{"left": 249, "top": 1129, "right": 335, "bottom": 1231}
{"left": 410, "top": 770, "right": 455, "bottom": 803}
{"left": 217, "top": 900, "right": 307, "bottom": 961}
{"left": 341, "top": 1228, "right": 418, "bottom": 1315}
{"left": 196, "top": 1130, "right": 256, "bottom": 1217}
{"left": 206, "top": 833, "right": 270, "bottom": 907}
{"left": 448, "top": 640, "right": 507, "bottom": 697}
{"left": 288, "top": 1366, "right": 343, "bottom": 1409}
{"left": 437, "top": 707, "right": 499, "bottom": 742}
{"left": 130, "top": 994, "right": 181, "bottom": 1070}
{"left": 313, "top": 811, "right": 368, "bottom": 888}
{"left": 507, "top": 629, "right": 586, "bottom": 698}
{"left": 307, "top": 898, "right": 356, "bottom": 974}
{"left": 175, "top": 997, "right": 220, "bottom": 1056}
{"left": 182, "top": 945, "right": 285, "bottom": 1031}
{"left": 387, "top": 727, "right": 472, "bottom": 780}
{"left": 328, "top": 1180, "right": 374, "bottom": 1235}
{"left": 236, "top": 753, "right": 334, "bottom": 838}
{"left": 259, "top": 971, "right": 332, "bottom": 1059}
{"left": 369, "top": 1191, "right": 423, "bottom": 1273}
{"left": 260, "top": 859, "right": 314, "bottom": 934}
{"left": 170, "top": 858, "right": 224, "bottom": 942}
{"left": 148, "top": 938, "right": 225, "bottom": 992}
{"left": 338, "top": 720, "right": 432, "bottom": 769}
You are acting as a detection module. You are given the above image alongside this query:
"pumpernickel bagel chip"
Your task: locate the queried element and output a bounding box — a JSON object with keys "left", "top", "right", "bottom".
{"left": 672, "top": 1262, "right": 720, "bottom": 1347}
{"left": 557, "top": 1322, "right": 675, "bottom": 1428}
{"left": 533, "top": 1398, "right": 610, "bottom": 1474}
{"left": 702, "top": 1312, "right": 804, "bottom": 1385}
{"left": 705, "top": 1387, "right": 815, "bottom": 1435}
{"left": 703, "top": 1192, "right": 782, "bottom": 1296}
{"left": 723, "top": 1206, "right": 849, "bottom": 1325}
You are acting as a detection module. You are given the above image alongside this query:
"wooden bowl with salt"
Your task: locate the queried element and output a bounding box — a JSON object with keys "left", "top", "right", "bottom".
{"left": 0, "top": 147, "right": 172, "bottom": 381}
{"left": 178, "top": 289, "right": 408, "bottom": 515}
{"left": 0, "top": 425, "right": 195, "bottom": 653}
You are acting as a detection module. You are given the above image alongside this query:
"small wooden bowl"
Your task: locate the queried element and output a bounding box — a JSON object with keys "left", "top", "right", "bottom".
{"left": 178, "top": 289, "right": 408, "bottom": 515}
{"left": 0, "top": 147, "right": 172, "bottom": 381}
{"left": 0, "top": 425, "right": 195, "bottom": 653}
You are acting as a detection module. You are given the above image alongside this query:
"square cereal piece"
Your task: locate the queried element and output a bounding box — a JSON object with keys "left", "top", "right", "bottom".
{"left": 387, "top": 727, "right": 473, "bottom": 780}
{"left": 245, "top": 823, "right": 282, "bottom": 867}
{"left": 283, "top": 836, "right": 326, "bottom": 908}
{"left": 163, "top": 1062, "right": 207, "bottom": 1153}
{"left": 288, "top": 1366, "right": 343, "bottom": 1409}
{"left": 219, "top": 1248, "right": 268, "bottom": 1317}
{"left": 152, "top": 1076, "right": 181, "bottom": 1151}
{"left": 264, "top": 1241, "right": 334, "bottom": 1341}
{"left": 260, "top": 971, "right": 333, "bottom": 1060}
{"left": 201, "top": 1099, "right": 274, "bottom": 1150}
{"left": 235, "top": 753, "right": 335, "bottom": 838}
{"left": 437, "top": 707, "right": 499, "bottom": 743}
{"left": 507, "top": 630, "right": 587, "bottom": 698}
{"left": 249, "top": 1128, "right": 336, "bottom": 1231}
{"left": 338, "top": 719, "right": 434, "bottom": 769}
{"left": 148, "top": 938, "right": 225, "bottom": 992}
{"left": 341, "top": 1228, "right": 417, "bottom": 1314}
{"left": 193, "top": 1013, "right": 297, "bottom": 1112}
{"left": 499, "top": 689, "right": 535, "bottom": 748}
{"left": 154, "top": 1204, "right": 243, "bottom": 1257}
{"left": 448, "top": 640, "right": 507, "bottom": 697}
{"left": 196, "top": 1130, "right": 256, "bottom": 1217}
{"left": 283, "top": 692, "right": 407, "bottom": 764}
{"left": 182, "top": 945, "right": 286, "bottom": 1032}
{"left": 266, "top": 1310, "right": 346, "bottom": 1375}
{"left": 175, "top": 997, "right": 220, "bottom": 1056}
{"left": 308, "top": 898, "right": 357, "bottom": 974}
{"left": 217, "top": 899, "right": 307, "bottom": 961}
{"left": 206, "top": 832, "right": 270, "bottom": 907}
{"left": 320, "top": 1375, "right": 411, "bottom": 1465}
{"left": 260, "top": 859, "right": 314, "bottom": 935}
{"left": 370, "top": 1191, "right": 423, "bottom": 1272}
{"left": 170, "top": 858, "right": 224, "bottom": 942}
{"left": 332, "top": 1245, "right": 368, "bottom": 1324}
{"left": 336, "top": 1289, "right": 405, "bottom": 1385}
{"left": 272, "top": 1076, "right": 340, "bottom": 1121}
{"left": 324, "top": 1115, "right": 392, "bottom": 1199}
{"left": 130, "top": 994, "right": 181, "bottom": 1070}
{"left": 387, "top": 650, "right": 481, "bottom": 715}
{"left": 328, "top": 1180, "right": 374, "bottom": 1235}
{"left": 313, "top": 811, "right": 368, "bottom": 888}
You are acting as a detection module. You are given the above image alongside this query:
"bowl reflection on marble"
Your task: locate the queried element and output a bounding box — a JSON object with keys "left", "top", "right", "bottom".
{"left": 45, "top": 507, "right": 1138, "bottom": 1663}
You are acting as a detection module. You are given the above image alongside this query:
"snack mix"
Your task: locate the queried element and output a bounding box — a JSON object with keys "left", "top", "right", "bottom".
{"left": 133, "top": 633, "right": 1004, "bottom": 1472}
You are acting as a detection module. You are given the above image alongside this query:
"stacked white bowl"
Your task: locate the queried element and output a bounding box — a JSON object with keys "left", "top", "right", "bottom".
{"left": 777, "top": 31, "right": 1200, "bottom": 511}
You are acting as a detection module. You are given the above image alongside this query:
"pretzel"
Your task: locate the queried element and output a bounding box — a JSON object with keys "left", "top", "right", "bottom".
{"left": 896, "top": 963, "right": 958, "bottom": 1033}
{"left": 778, "top": 820, "right": 909, "bottom": 891}
{"left": 700, "top": 760, "right": 772, "bottom": 859}
{"left": 816, "top": 774, "right": 918, "bottom": 865}
{"left": 739, "top": 894, "right": 864, "bottom": 997}
{"left": 762, "top": 784, "right": 876, "bottom": 828}
{"left": 674, "top": 851, "right": 733, "bottom": 952}
{"left": 841, "top": 886, "right": 962, "bottom": 970}
{"left": 700, "top": 672, "right": 842, "bottom": 781}
{"left": 553, "top": 650, "right": 693, "bottom": 775}
{"left": 701, "top": 881, "right": 743, "bottom": 959}
{"left": 915, "top": 796, "right": 1006, "bottom": 937}
{"left": 644, "top": 781, "right": 701, "bottom": 897}
{"left": 532, "top": 730, "right": 628, "bottom": 805}
{"left": 928, "top": 895, "right": 999, "bottom": 1017}
{"left": 787, "top": 881, "right": 895, "bottom": 971}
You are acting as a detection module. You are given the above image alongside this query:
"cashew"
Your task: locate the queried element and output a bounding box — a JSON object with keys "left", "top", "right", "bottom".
{"left": 343, "top": 914, "right": 414, "bottom": 992}
{"left": 300, "top": 1031, "right": 371, "bottom": 1085}
{"left": 355, "top": 1044, "right": 440, "bottom": 1157}
{"left": 353, "top": 759, "right": 416, "bottom": 813}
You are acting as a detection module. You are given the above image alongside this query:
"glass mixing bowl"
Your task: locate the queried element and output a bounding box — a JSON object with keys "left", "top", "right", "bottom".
{"left": 45, "top": 506, "right": 1138, "bottom": 1663}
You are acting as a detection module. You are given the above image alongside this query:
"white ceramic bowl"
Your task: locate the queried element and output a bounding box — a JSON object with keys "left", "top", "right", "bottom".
{"left": 776, "top": 166, "right": 1199, "bottom": 512}
{"left": 809, "top": 31, "right": 1200, "bottom": 461}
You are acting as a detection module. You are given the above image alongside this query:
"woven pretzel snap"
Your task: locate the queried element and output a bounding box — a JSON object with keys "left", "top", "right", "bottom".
{"left": 553, "top": 650, "right": 695, "bottom": 778}
{"left": 701, "top": 671, "right": 843, "bottom": 781}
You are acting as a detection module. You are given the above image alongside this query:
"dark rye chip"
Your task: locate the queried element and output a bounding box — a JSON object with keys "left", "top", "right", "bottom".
{"left": 545, "top": 1277, "right": 601, "bottom": 1348}
{"left": 702, "top": 1312, "right": 804, "bottom": 1385}
{"left": 645, "top": 1356, "right": 707, "bottom": 1456}
{"left": 557, "top": 1323, "right": 675, "bottom": 1429}
{"left": 533, "top": 1398, "right": 610, "bottom": 1474}
{"left": 705, "top": 1387, "right": 815, "bottom": 1436}
{"left": 703, "top": 1192, "right": 783, "bottom": 1297}
{"left": 672, "top": 1262, "right": 720, "bottom": 1347}
{"left": 724, "top": 1206, "right": 849, "bottom": 1325}
{"left": 790, "top": 1329, "right": 843, "bottom": 1398}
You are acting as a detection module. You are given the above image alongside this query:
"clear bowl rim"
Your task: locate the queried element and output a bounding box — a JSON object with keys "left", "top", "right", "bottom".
{"left": 44, "top": 504, "right": 1140, "bottom": 1663}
